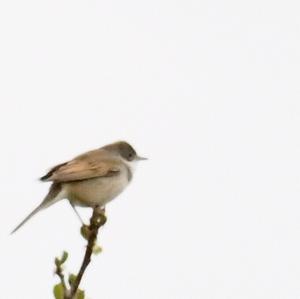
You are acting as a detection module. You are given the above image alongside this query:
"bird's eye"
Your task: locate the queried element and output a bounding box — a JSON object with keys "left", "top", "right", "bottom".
{"left": 128, "top": 153, "right": 133, "bottom": 160}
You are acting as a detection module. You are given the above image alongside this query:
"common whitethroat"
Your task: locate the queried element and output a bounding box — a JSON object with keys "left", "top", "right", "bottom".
{"left": 12, "top": 141, "right": 147, "bottom": 233}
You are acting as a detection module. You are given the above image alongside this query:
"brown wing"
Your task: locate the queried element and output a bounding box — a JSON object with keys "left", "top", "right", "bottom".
{"left": 40, "top": 162, "right": 68, "bottom": 181}
{"left": 40, "top": 149, "right": 120, "bottom": 182}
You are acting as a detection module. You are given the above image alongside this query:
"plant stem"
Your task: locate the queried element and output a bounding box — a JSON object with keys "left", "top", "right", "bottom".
{"left": 68, "top": 206, "right": 106, "bottom": 299}
{"left": 55, "top": 262, "right": 67, "bottom": 296}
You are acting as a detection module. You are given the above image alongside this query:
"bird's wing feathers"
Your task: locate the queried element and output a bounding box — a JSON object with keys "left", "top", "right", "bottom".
{"left": 40, "top": 150, "right": 120, "bottom": 182}
{"left": 40, "top": 162, "right": 68, "bottom": 181}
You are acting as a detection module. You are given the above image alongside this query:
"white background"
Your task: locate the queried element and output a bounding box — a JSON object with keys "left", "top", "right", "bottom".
{"left": 0, "top": 0, "right": 300, "bottom": 298}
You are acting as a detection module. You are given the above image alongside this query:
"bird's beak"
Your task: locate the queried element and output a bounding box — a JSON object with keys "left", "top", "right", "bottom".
{"left": 136, "top": 156, "right": 148, "bottom": 161}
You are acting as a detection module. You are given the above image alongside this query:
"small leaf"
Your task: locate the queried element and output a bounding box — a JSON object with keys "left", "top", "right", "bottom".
{"left": 75, "top": 289, "right": 85, "bottom": 299}
{"left": 55, "top": 251, "right": 68, "bottom": 267}
{"left": 93, "top": 244, "right": 102, "bottom": 255}
{"left": 68, "top": 273, "right": 77, "bottom": 287}
{"left": 61, "top": 251, "right": 69, "bottom": 264}
{"left": 55, "top": 257, "right": 60, "bottom": 267}
{"left": 53, "top": 283, "right": 64, "bottom": 299}
{"left": 80, "top": 224, "right": 91, "bottom": 240}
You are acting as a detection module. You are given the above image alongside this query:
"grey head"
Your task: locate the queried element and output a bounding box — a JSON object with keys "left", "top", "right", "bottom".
{"left": 102, "top": 141, "right": 147, "bottom": 162}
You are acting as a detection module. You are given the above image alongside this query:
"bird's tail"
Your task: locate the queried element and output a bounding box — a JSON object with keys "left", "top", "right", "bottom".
{"left": 11, "top": 183, "right": 63, "bottom": 234}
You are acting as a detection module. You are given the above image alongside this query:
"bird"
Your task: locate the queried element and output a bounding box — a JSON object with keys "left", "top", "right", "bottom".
{"left": 11, "top": 141, "right": 147, "bottom": 233}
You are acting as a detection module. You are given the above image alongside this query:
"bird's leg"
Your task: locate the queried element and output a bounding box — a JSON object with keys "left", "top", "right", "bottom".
{"left": 69, "top": 201, "right": 84, "bottom": 225}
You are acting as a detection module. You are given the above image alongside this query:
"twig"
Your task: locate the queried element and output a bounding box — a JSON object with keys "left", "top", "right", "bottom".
{"left": 53, "top": 206, "right": 106, "bottom": 299}
{"left": 68, "top": 206, "right": 107, "bottom": 299}
{"left": 54, "top": 250, "right": 70, "bottom": 299}
{"left": 55, "top": 260, "right": 67, "bottom": 295}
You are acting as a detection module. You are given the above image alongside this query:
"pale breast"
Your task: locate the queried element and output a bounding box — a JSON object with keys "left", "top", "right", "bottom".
{"left": 64, "top": 167, "right": 130, "bottom": 207}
